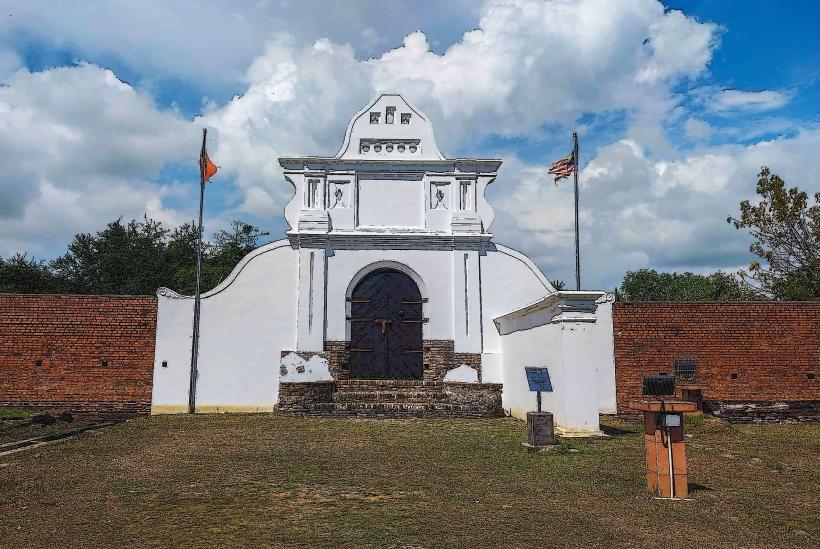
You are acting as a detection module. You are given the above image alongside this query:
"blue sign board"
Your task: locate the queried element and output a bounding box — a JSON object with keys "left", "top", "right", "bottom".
{"left": 525, "top": 367, "right": 553, "bottom": 392}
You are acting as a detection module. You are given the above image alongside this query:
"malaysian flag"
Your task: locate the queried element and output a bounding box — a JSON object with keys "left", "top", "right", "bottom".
{"left": 547, "top": 152, "right": 575, "bottom": 184}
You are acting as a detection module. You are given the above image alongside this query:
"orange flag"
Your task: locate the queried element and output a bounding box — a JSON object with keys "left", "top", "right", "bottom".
{"left": 199, "top": 128, "right": 218, "bottom": 182}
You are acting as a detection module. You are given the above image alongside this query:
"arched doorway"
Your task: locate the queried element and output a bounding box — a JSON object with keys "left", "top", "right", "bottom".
{"left": 349, "top": 268, "right": 424, "bottom": 379}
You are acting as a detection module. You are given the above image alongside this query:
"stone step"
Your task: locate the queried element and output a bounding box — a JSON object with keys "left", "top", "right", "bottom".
{"left": 335, "top": 379, "right": 444, "bottom": 389}
{"left": 334, "top": 390, "right": 450, "bottom": 403}
{"left": 283, "top": 402, "right": 496, "bottom": 419}
{"left": 278, "top": 379, "right": 504, "bottom": 419}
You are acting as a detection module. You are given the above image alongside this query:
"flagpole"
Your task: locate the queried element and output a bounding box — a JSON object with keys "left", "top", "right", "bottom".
{"left": 573, "top": 131, "right": 581, "bottom": 291}
{"left": 189, "top": 128, "right": 207, "bottom": 414}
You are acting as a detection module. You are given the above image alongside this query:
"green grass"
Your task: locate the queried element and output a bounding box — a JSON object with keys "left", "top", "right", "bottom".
{"left": 0, "top": 407, "right": 32, "bottom": 420}
{"left": 0, "top": 414, "right": 818, "bottom": 548}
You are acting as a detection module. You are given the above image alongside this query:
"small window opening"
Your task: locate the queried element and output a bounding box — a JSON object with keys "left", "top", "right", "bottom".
{"left": 730, "top": 373, "right": 738, "bottom": 380}
{"left": 369, "top": 112, "right": 380, "bottom": 124}
{"left": 306, "top": 179, "right": 321, "bottom": 208}
{"left": 162, "top": 361, "right": 168, "bottom": 368}
{"left": 459, "top": 181, "right": 474, "bottom": 210}
{"left": 35, "top": 359, "right": 42, "bottom": 367}
{"left": 674, "top": 358, "right": 697, "bottom": 380}
{"left": 385, "top": 106, "right": 395, "bottom": 124}
{"left": 101, "top": 359, "right": 109, "bottom": 367}
{"left": 808, "top": 373, "right": 816, "bottom": 380}
{"left": 401, "top": 113, "right": 411, "bottom": 124}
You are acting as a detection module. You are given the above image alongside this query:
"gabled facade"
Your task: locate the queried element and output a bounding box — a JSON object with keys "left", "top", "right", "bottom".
{"left": 151, "top": 94, "right": 616, "bottom": 435}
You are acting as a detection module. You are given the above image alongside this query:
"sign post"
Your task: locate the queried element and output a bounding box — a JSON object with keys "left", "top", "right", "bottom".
{"left": 524, "top": 367, "right": 555, "bottom": 448}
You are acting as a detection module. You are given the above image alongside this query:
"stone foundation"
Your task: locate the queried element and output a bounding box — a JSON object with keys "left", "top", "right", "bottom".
{"left": 278, "top": 379, "right": 503, "bottom": 418}
{"left": 277, "top": 381, "right": 335, "bottom": 409}
{"left": 705, "top": 400, "right": 820, "bottom": 423}
{"left": 324, "top": 341, "right": 351, "bottom": 380}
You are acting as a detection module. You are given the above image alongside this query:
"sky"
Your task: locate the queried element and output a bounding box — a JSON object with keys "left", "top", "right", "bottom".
{"left": 0, "top": 0, "right": 817, "bottom": 290}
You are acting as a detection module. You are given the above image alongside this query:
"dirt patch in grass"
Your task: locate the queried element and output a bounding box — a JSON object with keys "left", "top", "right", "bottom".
{"left": 0, "top": 410, "right": 104, "bottom": 445}
{"left": 0, "top": 414, "right": 817, "bottom": 548}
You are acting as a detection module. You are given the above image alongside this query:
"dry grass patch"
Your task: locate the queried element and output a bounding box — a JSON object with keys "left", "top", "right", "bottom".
{"left": 0, "top": 413, "right": 817, "bottom": 548}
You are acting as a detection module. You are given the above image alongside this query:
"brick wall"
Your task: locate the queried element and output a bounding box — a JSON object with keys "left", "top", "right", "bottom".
{"left": 320, "top": 339, "right": 482, "bottom": 382}
{"left": 613, "top": 302, "right": 820, "bottom": 421}
{"left": 0, "top": 294, "right": 157, "bottom": 415}
{"left": 423, "top": 340, "right": 481, "bottom": 381}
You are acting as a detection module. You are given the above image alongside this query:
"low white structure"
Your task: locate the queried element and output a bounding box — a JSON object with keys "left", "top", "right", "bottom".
{"left": 151, "top": 94, "right": 616, "bottom": 434}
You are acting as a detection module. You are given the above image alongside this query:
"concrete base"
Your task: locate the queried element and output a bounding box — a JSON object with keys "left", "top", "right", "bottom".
{"left": 151, "top": 404, "right": 271, "bottom": 414}
{"left": 521, "top": 442, "right": 558, "bottom": 452}
{"left": 554, "top": 426, "right": 608, "bottom": 438}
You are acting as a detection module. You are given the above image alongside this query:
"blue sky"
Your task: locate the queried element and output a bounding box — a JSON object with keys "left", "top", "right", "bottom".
{"left": 0, "top": 0, "right": 817, "bottom": 289}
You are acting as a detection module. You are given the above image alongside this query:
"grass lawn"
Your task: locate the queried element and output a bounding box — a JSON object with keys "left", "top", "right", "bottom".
{"left": 1, "top": 410, "right": 102, "bottom": 445}
{"left": 0, "top": 414, "right": 817, "bottom": 548}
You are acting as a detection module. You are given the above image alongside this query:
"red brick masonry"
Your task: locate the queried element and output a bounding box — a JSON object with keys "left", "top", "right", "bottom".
{"left": 0, "top": 294, "right": 157, "bottom": 415}
{"left": 613, "top": 302, "right": 820, "bottom": 422}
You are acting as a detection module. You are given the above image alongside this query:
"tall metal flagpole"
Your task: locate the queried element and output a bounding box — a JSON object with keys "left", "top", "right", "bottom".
{"left": 189, "top": 128, "right": 207, "bottom": 414}
{"left": 573, "top": 131, "right": 581, "bottom": 291}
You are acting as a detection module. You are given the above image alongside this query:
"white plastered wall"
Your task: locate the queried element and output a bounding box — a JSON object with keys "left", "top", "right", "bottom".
{"left": 323, "top": 248, "right": 454, "bottom": 342}
{"left": 478, "top": 244, "right": 555, "bottom": 383}
{"left": 594, "top": 299, "right": 617, "bottom": 414}
{"left": 151, "top": 241, "right": 298, "bottom": 413}
{"left": 494, "top": 293, "right": 616, "bottom": 436}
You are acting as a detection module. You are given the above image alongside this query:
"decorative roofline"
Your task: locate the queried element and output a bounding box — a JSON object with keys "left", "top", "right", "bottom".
{"left": 493, "top": 291, "right": 613, "bottom": 335}
{"left": 333, "top": 93, "right": 445, "bottom": 160}
{"left": 279, "top": 157, "right": 502, "bottom": 173}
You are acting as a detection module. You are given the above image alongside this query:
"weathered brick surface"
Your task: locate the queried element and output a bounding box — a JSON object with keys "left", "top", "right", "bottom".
{"left": 0, "top": 294, "right": 157, "bottom": 415}
{"left": 423, "top": 340, "right": 481, "bottom": 381}
{"left": 324, "top": 340, "right": 351, "bottom": 380}
{"left": 319, "top": 339, "right": 482, "bottom": 382}
{"left": 278, "top": 379, "right": 503, "bottom": 418}
{"left": 613, "top": 302, "right": 820, "bottom": 421}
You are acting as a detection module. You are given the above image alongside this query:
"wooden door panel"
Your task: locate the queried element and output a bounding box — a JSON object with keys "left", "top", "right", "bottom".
{"left": 349, "top": 269, "right": 423, "bottom": 379}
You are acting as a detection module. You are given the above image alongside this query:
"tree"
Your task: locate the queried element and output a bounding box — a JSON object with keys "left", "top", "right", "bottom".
{"left": 728, "top": 167, "right": 820, "bottom": 300}
{"left": 0, "top": 216, "right": 271, "bottom": 296}
{"left": 551, "top": 279, "right": 566, "bottom": 291}
{"left": 619, "top": 269, "right": 758, "bottom": 302}
{"left": 51, "top": 217, "right": 172, "bottom": 294}
{"left": 168, "top": 220, "right": 270, "bottom": 295}
{"left": 0, "top": 253, "right": 65, "bottom": 294}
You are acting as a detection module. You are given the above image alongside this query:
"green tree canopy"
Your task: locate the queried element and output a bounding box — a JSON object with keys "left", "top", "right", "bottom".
{"left": 0, "top": 217, "right": 270, "bottom": 295}
{"left": 0, "top": 253, "right": 67, "bottom": 294}
{"left": 618, "top": 269, "right": 758, "bottom": 302}
{"left": 728, "top": 167, "right": 820, "bottom": 300}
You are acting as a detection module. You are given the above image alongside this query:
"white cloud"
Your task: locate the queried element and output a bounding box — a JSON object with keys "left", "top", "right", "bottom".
{"left": 0, "top": 49, "right": 21, "bottom": 81}
{"left": 636, "top": 8, "right": 719, "bottom": 83}
{"left": 710, "top": 89, "right": 790, "bottom": 113}
{"left": 0, "top": 63, "right": 198, "bottom": 256}
{"left": 0, "top": 0, "right": 480, "bottom": 92}
{"left": 1, "top": 0, "right": 813, "bottom": 292}
{"left": 490, "top": 128, "right": 820, "bottom": 288}
{"left": 203, "top": 0, "right": 721, "bottom": 216}
{"left": 683, "top": 117, "right": 712, "bottom": 140}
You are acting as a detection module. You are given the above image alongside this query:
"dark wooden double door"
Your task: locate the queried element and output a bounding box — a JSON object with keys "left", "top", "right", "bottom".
{"left": 349, "top": 269, "right": 424, "bottom": 379}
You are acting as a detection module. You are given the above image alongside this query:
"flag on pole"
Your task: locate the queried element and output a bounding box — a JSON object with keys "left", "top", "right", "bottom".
{"left": 547, "top": 152, "right": 575, "bottom": 184}
{"left": 199, "top": 130, "right": 218, "bottom": 182}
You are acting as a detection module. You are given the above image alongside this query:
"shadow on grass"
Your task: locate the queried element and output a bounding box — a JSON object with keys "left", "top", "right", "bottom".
{"left": 688, "top": 482, "right": 712, "bottom": 493}
{"left": 600, "top": 424, "right": 636, "bottom": 437}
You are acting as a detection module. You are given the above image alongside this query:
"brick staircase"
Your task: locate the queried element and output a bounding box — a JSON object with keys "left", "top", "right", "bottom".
{"left": 278, "top": 379, "right": 503, "bottom": 419}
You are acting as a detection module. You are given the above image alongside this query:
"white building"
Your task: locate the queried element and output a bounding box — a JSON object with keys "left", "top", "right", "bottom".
{"left": 151, "top": 94, "right": 616, "bottom": 436}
